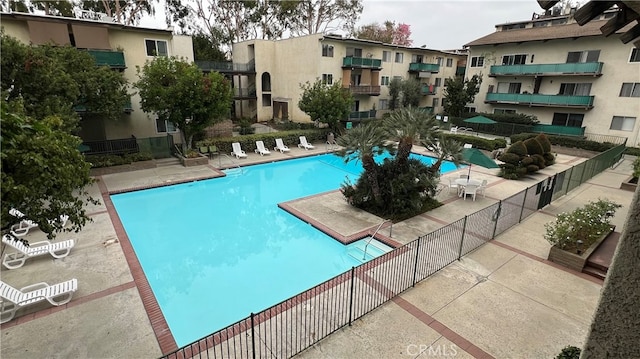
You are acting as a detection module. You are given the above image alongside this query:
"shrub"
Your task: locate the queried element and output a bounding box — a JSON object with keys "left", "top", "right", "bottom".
{"left": 498, "top": 152, "right": 520, "bottom": 165}
{"left": 536, "top": 133, "right": 552, "bottom": 153}
{"left": 523, "top": 138, "right": 544, "bottom": 155}
{"left": 633, "top": 157, "right": 640, "bottom": 178}
{"left": 85, "top": 152, "right": 153, "bottom": 168}
{"left": 544, "top": 199, "right": 621, "bottom": 252}
{"left": 526, "top": 164, "right": 539, "bottom": 173}
{"left": 556, "top": 346, "right": 581, "bottom": 359}
{"left": 531, "top": 154, "right": 546, "bottom": 169}
{"left": 506, "top": 141, "right": 528, "bottom": 156}
{"left": 543, "top": 152, "right": 556, "bottom": 166}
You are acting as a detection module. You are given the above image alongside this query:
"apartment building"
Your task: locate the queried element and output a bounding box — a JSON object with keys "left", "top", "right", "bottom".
{"left": 230, "top": 34, "right": 466, "bottom": 124}
{"left": 464, "top": 8, "right": 640, "bottom": 146}
{"left": 0, "top": 11, "right": 193, "bottom": 142}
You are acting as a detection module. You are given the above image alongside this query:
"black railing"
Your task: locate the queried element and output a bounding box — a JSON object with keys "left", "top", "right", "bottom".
{"left": 160, "top": 143, "right": 625, "bottom": 359}
{"left": 82, "top": 138, "right": 139, "bottom": 156}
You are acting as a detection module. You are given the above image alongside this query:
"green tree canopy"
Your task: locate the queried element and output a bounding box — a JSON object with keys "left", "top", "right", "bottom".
{"left": 1, "top": 33, "right": 130, "bottom": 132}
{"left": 352, "top": 20, "right": 413, "bottom": 46}
{"left": 442, "top": 74, "right": 482, "bottom": 117}
{"left": 192, "top": 32, "right": 227, "bottom": 61}
{"left": 1, "top": 99, "right": 98, "bottom": 238}
{"left": 298, "top": 80, "right": 353, "bottom": 130}
{"left": 134, "top": 56, "right": 232, "bottom": 149}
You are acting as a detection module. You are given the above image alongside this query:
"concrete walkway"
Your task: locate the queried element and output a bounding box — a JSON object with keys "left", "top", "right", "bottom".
{"left": 0, "top": 139, "right": 635, "bottom": 359}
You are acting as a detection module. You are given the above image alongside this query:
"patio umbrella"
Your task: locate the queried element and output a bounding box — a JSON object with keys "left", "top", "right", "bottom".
{"left": 463, "top": 116, "right": 497, "bottom": 135}
{"left": 462, "top": 148, "right": 500, "bottom": 179}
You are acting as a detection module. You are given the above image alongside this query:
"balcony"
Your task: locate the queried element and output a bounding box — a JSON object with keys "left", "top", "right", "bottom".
{"left": 342, "top": 57, "right": 382, "bottom": 69}
{"left": 408, "top": 62, "right": 440, "bottom": 73}
{"left": 489, "top": 62, "right": 604, "bottom": 77}
{"left": 348, "top": 110, "right": 377, "bottom": 120}
{"left": 196, "top": 59, "right": 256, "bottom": 73}
{"left": 87, "top": 50, "right": 125, "bottom": 69}
{"left": 349, "top": 85, "right": 381, "bottom": 96}
{"left": 233, "top": 85, "right": 256, "bottom": 98}
{"left": 485, "top": 93, "right": 594, "bottom": 109}
{"left": 421, "top": 84, "right": 437, "bottom": 95}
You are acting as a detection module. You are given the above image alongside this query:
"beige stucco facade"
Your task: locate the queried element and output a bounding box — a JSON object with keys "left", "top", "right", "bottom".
{"left": 232, "top": 34, "right": 465, "bottom": 124}
{"left": 465, "top": 12, "right": 640, "bottom": 146}
{"left": 1, "top": 12, "right": 193, "bottom": 142}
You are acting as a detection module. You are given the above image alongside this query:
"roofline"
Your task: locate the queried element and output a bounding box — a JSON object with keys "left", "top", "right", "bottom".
{"left": 0, "top": 11, "right": 173, "bottom": 34}
{"left": 321, "top": 34, "right": 465, "bottom": 56}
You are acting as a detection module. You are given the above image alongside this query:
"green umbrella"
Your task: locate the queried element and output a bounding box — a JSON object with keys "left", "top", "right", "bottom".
{"left": 463, "top": 115, "right": 497, "bottom": 125}
{"left": 462, "top": 148, "right": 500, "bottom": 179}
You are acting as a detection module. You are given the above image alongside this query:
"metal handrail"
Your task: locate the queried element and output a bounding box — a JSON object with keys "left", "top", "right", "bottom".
{"left": 363, "top": 219, "right": 390, "bottom": 260}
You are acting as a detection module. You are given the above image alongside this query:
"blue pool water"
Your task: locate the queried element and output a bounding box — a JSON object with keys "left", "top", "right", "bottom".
{"left": 111, "top": 153, "right": 459, "bottom": 346}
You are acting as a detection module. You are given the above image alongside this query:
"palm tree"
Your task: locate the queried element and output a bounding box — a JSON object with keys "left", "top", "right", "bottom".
{"left": 337, "top": 123, "right": 391, "bottom": 205}
{"left": 424, "top": 134, "right": 464, "bottom": 174}
{"left": 383, "top": 107, "right": 439, "bottom": 167}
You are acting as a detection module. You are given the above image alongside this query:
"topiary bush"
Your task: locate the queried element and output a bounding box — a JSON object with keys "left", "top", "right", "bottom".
{"left": 555, "top": 346, "right": 581, "bottom": 359}
{"left": 523, "top": 137, "right": 544, "bottom": 156}
{"left": 536, "top": 133, "right": 552, "bottom": 153}
{"left": 506, "top": 141, "right": 528, "bottom": 156}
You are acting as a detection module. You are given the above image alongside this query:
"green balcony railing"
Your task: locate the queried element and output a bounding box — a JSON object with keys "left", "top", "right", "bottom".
{"left": 408, "top": 62, "right": 440, "bottom": 73}
{"left": 421, "top": 84, "right": 437, "bottom": 95}
{"left": 196, "top": 59, "right": 256, "bottom": 73}
{"left": 87, "top": 50, "right": 126, "bottom": 69}
{"left": 342, "top": 57, "right": 382, "bottom": 69}
{"left": 489, "top": 62, "right": 603, "bottom": 76}
{"left": 485, "top": 92, "right": 594, "bottom": 108}
{"left": 348, "top": 110, "right": 377, "bottom": 120}
{"left": 532, "top": 124, "right": 585, "bottom": 136}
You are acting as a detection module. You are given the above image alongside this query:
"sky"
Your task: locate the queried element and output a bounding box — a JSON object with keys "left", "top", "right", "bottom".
{"left": 139, "top": 0, "right": 547, "bottom": 51}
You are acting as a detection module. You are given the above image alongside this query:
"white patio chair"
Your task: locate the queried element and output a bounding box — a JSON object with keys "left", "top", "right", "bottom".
{"left": 448, "top": 178, "right": 460, "bottom": 194}
{"left": 2, "top": 234, "right": 76, "bottom": 269}
{"left": 450, "top": 126, "right": 458, "bottom": 133}
{"left": 9, "top": 208, "right": 69, "bottom": 237}
{"left": 477, "top": 179, "right": 489, "bottom": 198}
{"left": 463, "top": 143, "right": 473, "bottom": 148}
{"left": 254, "top": 140, "right": 271, "bottom": 156}
{"left": 1, "top": 278, "right": 78, "bottom": 323}
{"left": 462, "top": 184, "right": 479, "bottom": 201}
{"left": 298, "top": 136, "right": 315, "bottom": 150}
{"left": 274, "top": 138, "right": 290, "bottom": 153}
{"left": 231, "top": 142, "right": 248, "bottom": 159}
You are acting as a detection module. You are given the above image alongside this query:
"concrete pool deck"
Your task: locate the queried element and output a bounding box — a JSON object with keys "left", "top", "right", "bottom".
{"left": 0, "top": 141, "right": 636, "bottom": 358}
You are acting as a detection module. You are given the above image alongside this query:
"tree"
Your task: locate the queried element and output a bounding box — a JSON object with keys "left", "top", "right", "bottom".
{"left": 134, "top": 57, "right": 232, "bottom": 149}
{"left": 383, "top": 107, "right": 438, "bottom": 167}
{"left": 1, "top": 33, "right": 130, "bottom": 132}
{"left": 400, "top": 78, "right": 422, "bottom": 108}
{"left": 0, "top": 99, "right": 98, "bottom": 239}
{"left": 192, "top": 32, "right": 227, "bottom": 61}
{"left": 298, "top": 80, "right": 353, "bottom": 130}
{"left": 424, "top": 135, "right": 464, "bottom": 174}
{"left": 289, "top": 0, "right": 363, "bottom": 36}
{"left": 442, "top": 74, "right": 482, "bottom": 117}
{"left": 388, "top": 78, "right": 402, "bottom": 111}
{"left": 352, "top": 20, "right": 412, "bottom": 46}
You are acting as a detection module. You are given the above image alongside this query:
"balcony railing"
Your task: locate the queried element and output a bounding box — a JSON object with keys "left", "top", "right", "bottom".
{"left": 348, "top": 110, "right": 377, "bottom": 120}
{"left": 196, "top": 59, "right": 256, "bottom": 73}
{"left": 489, "top": 62, "right": 604, "bottom": 77}
{"left": 485, "top": 92, "right": 594, "bottom": 108}
{"left": 421, "top": 84, "right": 437, "bottom": 95}
{"left": 349, "top": 85, "right": 381, "bottom": 96}
{"left": 342, "top": 57, "right": 382, "bottom": 69}
{"left": 233, "top": 86, "right": 256, "bottom": 98}
{"left": 408, "top": 62, "right": 440, "bottom": 73}
{"left": 87, "top": 50, "right": 125, "bottom": 69}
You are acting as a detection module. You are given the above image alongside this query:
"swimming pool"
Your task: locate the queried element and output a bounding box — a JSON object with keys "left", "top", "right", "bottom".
{"left": 111, "top": 153, "right": 458, "bottom": 346}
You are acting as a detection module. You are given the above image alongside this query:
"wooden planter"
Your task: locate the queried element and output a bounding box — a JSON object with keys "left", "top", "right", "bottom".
{"left": 548, "top": 226, "right": 614, "bottom": 272}
{"left": 620, "top": 176, "right": 638, "bottom": 192}
{"left": 179, "top": 154, "right": 209, "bottom": 167}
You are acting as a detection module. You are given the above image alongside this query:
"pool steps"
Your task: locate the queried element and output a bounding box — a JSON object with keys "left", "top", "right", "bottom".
{"left": 346, "top": 238, "right": 393, "bottom": 263}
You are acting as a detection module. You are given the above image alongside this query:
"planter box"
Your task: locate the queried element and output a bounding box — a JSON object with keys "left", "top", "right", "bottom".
{"left": 548, "top": 226, "right": 614, "bottom": 272}
{"left": 620, "top": 176, "right": 638, "bottom": 192}
{"left": 180, "top": 154, "right": 209, "bottom": 167}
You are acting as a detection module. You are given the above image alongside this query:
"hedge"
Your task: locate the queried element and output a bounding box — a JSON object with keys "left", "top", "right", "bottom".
{"left": 439, "top": 133, "right": 507, "bottom": 150}
{"left": 196, "top": 129, "right": 329, "bottom": 154}
{"left": 510, "top": 133, "right": 617, "bottom": 152}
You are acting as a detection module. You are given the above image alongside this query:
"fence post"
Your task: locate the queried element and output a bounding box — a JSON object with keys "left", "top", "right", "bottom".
{"left": 457, "top": 216, "right": 468, "bottom": 260}
{"left": 348, "top": 266, "right": 355, "bottom": 326}
{"left": 492, "top": 201, "right": 502, "bottom": 239}
{"left": 519, "top": 187, "right": 529, "bottom": 223}
{"left": 412, "top": 237, "right": 421, "bottom": 287}
{"left": 251, "top": 312, "right": 256, "bottom": 359}
{"left": 565, "top": 167, "right": 573, "bottom": 195}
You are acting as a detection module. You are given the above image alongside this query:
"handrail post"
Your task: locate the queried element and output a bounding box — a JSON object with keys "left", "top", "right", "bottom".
{"left": 348, "top": 267, "right": 355, "bottom": 326}
{"left": 492, "top": 201, "right": 502, "bottom": 239}
{"left": 251, "top": 312, "right": 256, "bottom": 359}
{"left": 457, "top": 216, "right": 468, "bottom": 260}
{"left": 412, "top": 237, "right": 421, "bottom": 286}
{"left": 519, "top": 187, "right": 529, "bottom": 223}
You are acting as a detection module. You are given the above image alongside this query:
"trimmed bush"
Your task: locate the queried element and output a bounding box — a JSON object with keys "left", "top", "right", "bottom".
{"left": 543, "top": 152, "right": 556, "bottom": 166}
{"left": 196, "top": 129, "right": 328, "bottom": 154}
{"left": 498, "top": 152, "right": 520, "bottom": 165}
{"left": 532, "top": 154, "right": 546, "bottom": 169}
{"left": 507, "top": 141, "right": 528, "bottom": 156}
{"left": 524, "top": 138, "right": 544, "bottom": 155}
{"left": 85, "top": 152, "right": 153, "bottom": 168}
{"left": 526, "top": 164, "right": 539, "bottom": 173}
{"left": 536, "top": 133, "right": 552, "bottom": 153}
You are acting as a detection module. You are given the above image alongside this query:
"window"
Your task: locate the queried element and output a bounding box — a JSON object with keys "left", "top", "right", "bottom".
{"left": 494, "top": 109, "right": 516, "bottom": 114}
{"left": 411, "top": 54, "right": 423, "bottom": 63}
{"left": 381, "top": 76, "right": 390, "bottom": 86}
{"left": 446, "top": 58, "right": 453, "bottom": 67}
{"left": 559, "top": 83, "right": 591, "bottom": 96}
{"left": 551, "top": 18, "right": 567, "bottom": 25}
{"left": 382, "top": 51, "right": 392, "bottom": 62}
{"left": 379, "top": 99, "right": 389, "bottom": 110}
{"left": 262, "top": 94, "right": 271, "bottom": 107}
{"left": 145, "top": 39, "right": 168, "bottom": 57}
{"left": 432, "top": 98, "right": 439, "bottom": 107}
{"left": 470, "top": 56, "right": 484, "bottom": 67}
{"left": 434, "top": 78, "right": 442, "bottom": 87}
{"left": 630, "top": 48, "right": 640, "bottom": 62}
{"left": 552, "top": 113, "right": 584, "bottom": 127}
{"left": 436, "top": 57, "right": 443, "bottom": 66}
{"left": 533, "top": 20, "right": 550, "bottom": 27}
{"left": 322, "top": 44, "right": 334, "bottom": 57}
{"left": 620, "top": 83, "right": 640, "bottom": 97}
{"left": 465, "top": 106, "right": 476, "bottom": 113}
{"left": 156, "top": 119, "right": 176, "bottom": 133}
{"left": 566, "top": 50, "right": 600, "bottom": 63}
{"left": 502, "top": 54, "right": 527, "bottom": 65}
{"left": 322, "top": 74, "right": 333, "bottom": 85}
{"left": 497, "top": 82, "right": 522, "bottom": 93}
{"left": 503, "top": 23, "right": 526, "bottom": 30}
{"left": 346, "top": 47, "right": 362, "bottom": 57}
{"left": 610, "top": 116, "right": 636, "bottom": 131}
{"left": 395, "top": 52, "right": 403, "bottom": 63}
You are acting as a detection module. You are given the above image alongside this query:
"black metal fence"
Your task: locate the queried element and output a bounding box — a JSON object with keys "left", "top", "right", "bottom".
{"left": 160, "top": 143, "right": 626, "bottom": 359}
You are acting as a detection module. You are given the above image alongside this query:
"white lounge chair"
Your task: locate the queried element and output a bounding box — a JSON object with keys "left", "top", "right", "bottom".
{"left": 450, "top": 126, "right": 458, "bottom": 133}
{"left": 231, "top": 142, "right": 248, "bottom": 159}
{"left": 0, "top": 278, "right": 78, "bottom": 323}
{"left": 463, "top": 143, "right": 473, "bottom": 148}
{"left": 298, "top": 136, "right": 315, "bottom": 150}
{"left": 2, "top": 234, "right": 76, "bottom": 269}
{"left": 254, "top": 141, "right": 271, "bottom": 156}
{"left": 9, "top": 208, "right": 69, "bottom": 237}
{"left": 274, "top": 138, "right": 290, "bottom": 153}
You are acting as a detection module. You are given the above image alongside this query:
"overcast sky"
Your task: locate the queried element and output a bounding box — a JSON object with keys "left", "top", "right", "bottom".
{"left": 140, "top": 0, "right": 546, "bottom": 51}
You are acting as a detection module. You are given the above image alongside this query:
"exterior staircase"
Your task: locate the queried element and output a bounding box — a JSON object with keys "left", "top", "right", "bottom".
{"left": 582, "top": 231, "right": 620, "bottom": 280}
{"left": 155, "top": 157, "right": 181, "bottom": 167}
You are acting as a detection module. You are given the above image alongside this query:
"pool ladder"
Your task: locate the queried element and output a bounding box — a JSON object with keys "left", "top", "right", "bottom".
{"left": 362, "top": 219, "right": 390, "bottom": 260}
{"left": 220, "top": 154, "right": 243, "bottom": 174}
